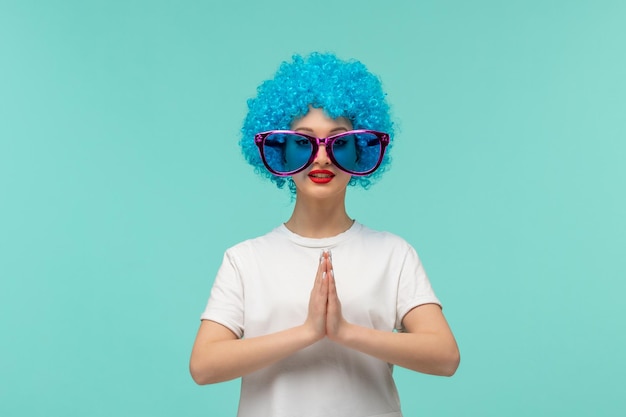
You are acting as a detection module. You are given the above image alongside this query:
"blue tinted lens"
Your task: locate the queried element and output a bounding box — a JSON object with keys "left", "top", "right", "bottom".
{"left": 332, "top": 133, "right": 381, "bottom": 174}
{"left": 263, "top": 133, "right": 313, "bottom": 174}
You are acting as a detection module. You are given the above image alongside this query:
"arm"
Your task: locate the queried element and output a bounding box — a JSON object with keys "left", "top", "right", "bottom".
{"left": 326, "top": 261, "right": 460, "bottom": 376}
{"left": 189, "top": 320, "right": 318, "bottom": 384}
{"left": 189, "top": 256, "right": 330, "bottom": 385}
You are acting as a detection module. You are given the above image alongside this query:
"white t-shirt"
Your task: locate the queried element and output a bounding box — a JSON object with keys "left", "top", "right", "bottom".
{"left": 201, "top": 222, "right": 440, "bottom": 417}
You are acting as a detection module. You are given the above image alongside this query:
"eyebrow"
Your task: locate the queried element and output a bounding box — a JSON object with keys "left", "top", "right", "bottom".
{"left": 294, "top": 127, "right": 349, "bottom": 135}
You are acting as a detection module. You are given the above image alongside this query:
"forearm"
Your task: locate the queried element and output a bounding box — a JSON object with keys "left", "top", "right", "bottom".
{"left": 190, "top": 324, "right": 319, "bottom": 385}
{"left": 336, "top": 323, "right": 460, "bottom": 376}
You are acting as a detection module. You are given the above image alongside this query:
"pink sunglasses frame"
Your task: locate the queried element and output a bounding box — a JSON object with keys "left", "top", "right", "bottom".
{"left": 254, "top": 129, "right": 390, "bottom": 177}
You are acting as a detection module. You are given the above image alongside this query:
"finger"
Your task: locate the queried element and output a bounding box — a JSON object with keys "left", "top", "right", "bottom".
{"left": 309, "top": 259, "right": 328, "bottom": 317}
{"left": 324, "top": 250, "right": 333, "bottom": 276}
{"left": 320, "top": 250, "right": 330, "bottom": 279}
{"left": 321, "top": 266, "right": 329, "bottom": 297}
{"left": 328, "top": 266, "right": 337, "bottom": 302}
{"left": 312, "top": 254, "right": 327, "bottom": 295}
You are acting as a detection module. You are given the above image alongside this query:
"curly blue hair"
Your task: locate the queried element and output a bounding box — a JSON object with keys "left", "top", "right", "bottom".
{"left": 240, "top": 52, "right": 394, "bottom": 192}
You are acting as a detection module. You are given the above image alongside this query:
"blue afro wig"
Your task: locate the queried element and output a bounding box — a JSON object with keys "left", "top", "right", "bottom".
{"left": 240, "top": 52, "right": 394, "bottom": 192}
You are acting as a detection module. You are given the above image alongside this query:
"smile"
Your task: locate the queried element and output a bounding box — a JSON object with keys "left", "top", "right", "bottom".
{"left": 308, "top": 170, "right": 334, "bottom": 183}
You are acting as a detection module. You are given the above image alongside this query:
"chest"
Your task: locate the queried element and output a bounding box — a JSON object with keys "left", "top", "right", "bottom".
{"left": 240, "top": 251, "right": 399, "bottom": 336}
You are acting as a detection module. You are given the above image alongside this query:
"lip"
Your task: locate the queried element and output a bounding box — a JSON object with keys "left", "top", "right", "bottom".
{"left": 308, "top": 169, "right": 335, "bottom": 184}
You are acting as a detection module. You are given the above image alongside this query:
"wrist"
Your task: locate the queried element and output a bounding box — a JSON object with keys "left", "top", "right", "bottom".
{"left": 329, "top": 320, "right": 355, "bottom": 345}
{"left": 298, "top": 323, "right": 325, "bottom": 345}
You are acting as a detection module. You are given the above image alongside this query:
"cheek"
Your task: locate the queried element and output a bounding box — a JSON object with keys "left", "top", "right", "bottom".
{"left": 291, "top": 171, "right": 308, "bottom": 185}
{"left": 335, "top": 171, "right": 352, "bottom": 185}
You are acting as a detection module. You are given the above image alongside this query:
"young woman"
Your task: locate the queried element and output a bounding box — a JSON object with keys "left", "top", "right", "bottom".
{"left": 190, "top": 53, "right": 460, "bottom": 417}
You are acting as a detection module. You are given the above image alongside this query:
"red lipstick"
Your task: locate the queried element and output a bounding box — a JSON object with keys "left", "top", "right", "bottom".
{"left": 308, "top": 169, "right": 335, "bottom": 184}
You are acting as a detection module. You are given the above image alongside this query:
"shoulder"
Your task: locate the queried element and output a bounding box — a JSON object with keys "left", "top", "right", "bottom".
{"left": 356, "top": 223, "right": 414, "bottom": 251}
{"left": 223, "top": 226, "right": 288, "bottom": 259}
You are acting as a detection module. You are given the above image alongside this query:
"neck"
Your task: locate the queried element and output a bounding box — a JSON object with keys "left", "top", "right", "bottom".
{"left": 285, "top": 192, "right": 353, "bottom": 238}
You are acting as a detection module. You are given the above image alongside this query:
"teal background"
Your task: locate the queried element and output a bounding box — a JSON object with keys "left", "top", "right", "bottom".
{"left": 1, "top": 0, "right": 625, "bottom": 416}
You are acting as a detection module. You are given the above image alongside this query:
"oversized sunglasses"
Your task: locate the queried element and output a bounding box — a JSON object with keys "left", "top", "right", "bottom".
{"left": 254, "top": 130, "right": 390, "bottom": 177}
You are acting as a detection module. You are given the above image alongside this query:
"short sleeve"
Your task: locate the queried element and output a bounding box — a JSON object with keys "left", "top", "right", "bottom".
{"left": 395, "top": 245, "right": 441, "bottom": 330}
{"left": 200, "top": 250, "right": 245, "bottom": 338}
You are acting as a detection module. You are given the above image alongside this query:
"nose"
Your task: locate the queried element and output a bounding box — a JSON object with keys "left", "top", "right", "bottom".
{"left": 314, "top": 143, "right": 331, "bottom": 165}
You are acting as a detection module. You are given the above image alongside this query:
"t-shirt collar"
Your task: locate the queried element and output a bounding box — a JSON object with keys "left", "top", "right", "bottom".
{"left": 276, "top": 221, "right": 362, "bottom": 248}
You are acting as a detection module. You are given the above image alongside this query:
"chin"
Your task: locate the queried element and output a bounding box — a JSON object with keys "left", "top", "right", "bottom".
{"left": 297, "top": 181, "right": 349, "bottom": 200}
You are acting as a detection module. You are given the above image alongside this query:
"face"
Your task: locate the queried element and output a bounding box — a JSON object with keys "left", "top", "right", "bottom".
{"left": 290, "top": 107, "right": 353, "bottom": 200}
